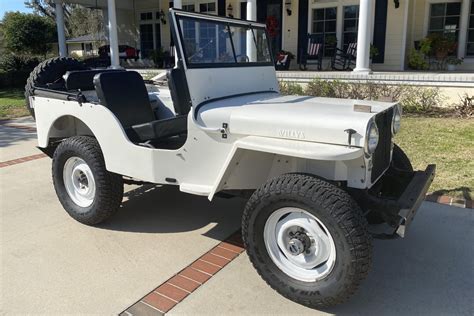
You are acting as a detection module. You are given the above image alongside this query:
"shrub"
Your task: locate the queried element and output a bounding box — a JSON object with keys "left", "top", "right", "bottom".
{"left": 0, "top": 54, "right": 40, "bottom": 72}
{"left": 399, "top": 86, "right": 444, "bottom": 113}
{"left": 279, "top": 81, "right": 304, "bottom": 95}
{"left": 408, "top": 49, "right": 429, "bottom": 70}
{"left": 454, "top": 94, "right": 474, "bottom": 118}
{"left": 280, "top": 79, "right": 445, "bottom": 114}
{"left": 0, "top": 54, "right": 40, "bottom": 88}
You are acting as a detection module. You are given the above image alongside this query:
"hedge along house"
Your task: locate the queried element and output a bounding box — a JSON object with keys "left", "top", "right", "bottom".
{"left": 52, "top": 0, "right": 474, "bottom": 72}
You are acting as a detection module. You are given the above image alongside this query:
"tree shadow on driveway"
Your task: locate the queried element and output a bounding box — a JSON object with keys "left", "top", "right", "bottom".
{"left": 98, "top": 184, "right": 246, "bottom": 240}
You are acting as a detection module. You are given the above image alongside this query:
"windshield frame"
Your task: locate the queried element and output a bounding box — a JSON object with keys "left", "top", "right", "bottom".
{"left": 172, "top": 10, "right": 274, "bottom": 69}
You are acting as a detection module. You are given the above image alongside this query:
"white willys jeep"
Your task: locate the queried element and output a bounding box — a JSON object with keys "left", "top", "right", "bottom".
{"left": 27, "top": 9, "right": 435, "bottom": 309}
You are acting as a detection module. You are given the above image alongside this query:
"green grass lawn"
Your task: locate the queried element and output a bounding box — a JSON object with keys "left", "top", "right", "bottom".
{"left": 0, "top": 88, "right": 29, "bottom": 119}
{"left": 395, "top": 117, "right": 474, "bottom": 199}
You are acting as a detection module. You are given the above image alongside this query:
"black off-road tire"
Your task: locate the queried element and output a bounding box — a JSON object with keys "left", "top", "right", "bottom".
{"left": 392, "top": 144, "right": 413, "bottom": 171}
{"left": 242, "top": 173, "right": 372, "bottom": 309}
{"left": 25, "top": 57, "right": 87, "bottom": 118}
{"left": 52, "top": 136, "right": 123, "bottom": 225}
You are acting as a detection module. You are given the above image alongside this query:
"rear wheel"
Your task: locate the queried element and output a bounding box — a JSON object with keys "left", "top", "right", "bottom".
{"left": 52, "top": 136, "right": 123, "bottom": 225}
{"left": 25, "top": 57, "right": 86, "bottom": 118}
{"left": 242, "top": 174, "right": 372, "bottom": 308}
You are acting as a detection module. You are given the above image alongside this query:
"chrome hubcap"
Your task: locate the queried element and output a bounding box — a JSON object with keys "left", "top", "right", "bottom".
{"left": 264, "top": 207, "right": 336, "bottom": 282}
{"left": 63, "top": 157, "right": 96, "bottom": 209}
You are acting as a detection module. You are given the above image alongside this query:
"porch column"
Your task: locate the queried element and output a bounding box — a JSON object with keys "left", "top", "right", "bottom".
{"left": 174, "top": 0, "right": 182, "bottom": 65}
{"left": 457, "top": 0, "right": 470, "bottom": 59}
{"left": 107, "top": 0, "right": 121, "bottom": 68}
{"left": 54, "top": 0, "right": 67, "bottom": 57}
{"left": 353, "top": 0, "right": 373, "bottom": 73}
{"left": 246, "top": 0, "right": 257, "bottom": 61}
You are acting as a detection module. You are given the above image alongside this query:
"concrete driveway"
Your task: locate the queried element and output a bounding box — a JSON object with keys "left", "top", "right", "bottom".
{"left": 1, "top": 118, "right": 473, "bottom": 315}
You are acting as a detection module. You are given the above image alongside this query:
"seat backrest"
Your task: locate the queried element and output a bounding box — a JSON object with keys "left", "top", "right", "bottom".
{"left": 64, "top": 69, "right": 124, "bottom": 91}
{"left": 167, "top": 65, "right": 192, "bottom": 116}
{"left": 347, "top": 42, "right": 357, "bottom": 57}
{"left": 94, "top": 71, "right": 155, "bottom": 128}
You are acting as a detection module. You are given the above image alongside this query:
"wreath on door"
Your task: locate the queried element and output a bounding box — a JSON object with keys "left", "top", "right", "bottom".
{"left": 266, "top": 16, "right": 279, "bottom": 38}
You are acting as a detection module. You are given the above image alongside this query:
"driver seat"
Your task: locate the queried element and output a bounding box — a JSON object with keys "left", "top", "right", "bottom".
{"left": 94, "top": 71, "right": 187, "bottom": 143}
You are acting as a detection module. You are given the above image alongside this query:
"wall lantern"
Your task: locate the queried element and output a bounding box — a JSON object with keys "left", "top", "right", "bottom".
{"left": 158, "top": 10, "right": 167, "bottom": 24}
{"left": 285, "top": 0, "right": 292, "bottom": 16}
{"left": 227, "top": 4, "right": 234, "bottom": 18}
{"left": 394, "top": 0, "right": 400, "bottom": 8}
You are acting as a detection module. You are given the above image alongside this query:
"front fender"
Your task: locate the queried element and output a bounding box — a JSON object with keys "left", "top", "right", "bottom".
{"left": 208, "top": 136, "right": 364, "bottom": 200}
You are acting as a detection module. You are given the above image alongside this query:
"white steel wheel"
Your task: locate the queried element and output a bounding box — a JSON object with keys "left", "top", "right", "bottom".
{"left": 63, "top": 157, "right": 96, "bottom": 208}
{"left": 264, "top": 207, "right": 336, "bottom": 282}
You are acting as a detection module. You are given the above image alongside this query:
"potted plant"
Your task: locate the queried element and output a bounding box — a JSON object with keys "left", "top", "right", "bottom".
{"left": 149, "top": 47, "right": 165, "bottom": 68}
{"left": 369, "top": 44, "right": 379, "bottom": 66}
{"left": 427, "top": 33, "right": 456, "bottom": 63}
{"left": 446, "top": 56, "right": 463, "bottom": 71}
{"left": 275, "top": 50, "right": 295, "bottom": 70}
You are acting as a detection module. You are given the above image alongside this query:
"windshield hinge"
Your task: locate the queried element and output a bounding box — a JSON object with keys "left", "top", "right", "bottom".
{"left": 220, "top": 123, "right": 229, "bottom": 139}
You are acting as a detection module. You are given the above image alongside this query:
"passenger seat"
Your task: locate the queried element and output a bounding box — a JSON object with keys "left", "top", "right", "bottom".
{"left": 94, "top": 71, "right": 187, "bottom": 143}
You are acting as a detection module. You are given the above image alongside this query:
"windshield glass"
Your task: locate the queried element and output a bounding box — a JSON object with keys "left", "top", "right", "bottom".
{"left": 175, "top": 15, "right": 273, "bottom": 67}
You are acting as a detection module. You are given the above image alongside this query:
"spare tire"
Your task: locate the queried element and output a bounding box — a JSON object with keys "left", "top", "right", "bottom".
{"left": 25, "top": 57, "right": 87, "bottom": 118}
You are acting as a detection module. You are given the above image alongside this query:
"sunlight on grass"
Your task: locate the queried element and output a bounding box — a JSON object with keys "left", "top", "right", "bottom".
{"left": 0, "top": 88, "right": 29, "bottom": 119}
{"left": 395, "top": 117, "right": 474, "bottom": 199}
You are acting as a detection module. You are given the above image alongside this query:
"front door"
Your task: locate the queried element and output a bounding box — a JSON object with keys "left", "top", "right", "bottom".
{"left": 257, "top": 0, "right": 283, "bottom": 57}
{"left": 140, "top": 24, "right": 154, "bottom": 58}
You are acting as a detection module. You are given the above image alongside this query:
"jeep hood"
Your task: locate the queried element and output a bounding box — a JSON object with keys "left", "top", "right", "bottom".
{"left": 196, "top": 93, "right": 397, "bottom": 147}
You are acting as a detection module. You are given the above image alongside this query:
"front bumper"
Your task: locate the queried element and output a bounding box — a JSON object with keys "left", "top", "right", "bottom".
{"left": 355, "top": 164, "right": 436, "bottom": 238}
{"left": 395, "top": 164, "right": 436, "bottom": 237}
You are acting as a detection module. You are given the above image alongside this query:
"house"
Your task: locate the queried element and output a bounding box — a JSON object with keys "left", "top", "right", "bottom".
{"left": 66, "top": 33, "right": 107, "bottom": 57}
{"left": 53, "top": 0, "right": 474, "bottom": 71}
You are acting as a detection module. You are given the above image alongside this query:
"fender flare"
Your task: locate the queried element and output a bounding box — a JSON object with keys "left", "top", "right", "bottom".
{"left": 208, "top": 136, "right": 364, "bottom": 200}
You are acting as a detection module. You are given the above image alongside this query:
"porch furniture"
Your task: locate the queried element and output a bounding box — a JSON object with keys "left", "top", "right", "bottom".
{"left": 299, "top": 34, "right": 323, "bottom": 71}
{"left": 164, "top": 45, "right": 176, "bottom": 68}
{"left": 331, "top": 42, "right": 357, "bottom": 71}
{"left": 98, "top": 45, "right": 140, "bottom": 61}
{"left": 275, "top": 51, "right": 293, "bottom": 70}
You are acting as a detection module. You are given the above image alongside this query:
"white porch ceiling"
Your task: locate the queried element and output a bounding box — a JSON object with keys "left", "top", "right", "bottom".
{"left": 62, "top": 0, "right": 152, "bottom": 10}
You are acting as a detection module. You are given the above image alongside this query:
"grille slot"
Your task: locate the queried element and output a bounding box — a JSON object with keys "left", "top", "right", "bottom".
{"left": 371, "top": 108, "right": 393, "bottom": 182}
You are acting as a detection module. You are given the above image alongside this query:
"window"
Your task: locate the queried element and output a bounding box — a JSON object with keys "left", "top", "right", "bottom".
{"left": 177, "top": 15, "right": 272, "bottom": 67}
{"left": 343, "top": 5, "right": 359, "bottom": 51}
{"left": 140, "top": 12, "right": 153, "bottom": 21}
{"left": 467, "top": 0, "right": 474, "bottom": 56}
{"left": 199, "top": 2, "right": 216, "bottom": 13}
{"left": 182, "top": 4, "right": 195, "bottom": 12}
{"left": 311, "top": 7, "right": 337, "bottom": 56}
{"left": 428, "top": 2, "right": 461, "bottom": 41}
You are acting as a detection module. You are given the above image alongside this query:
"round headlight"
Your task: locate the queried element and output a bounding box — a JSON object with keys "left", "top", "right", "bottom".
{"left": 392, "top": 105, "right": 402, "bottom": 134}
{"left": 366, "top": 121, "right": 379, "bottom": 154}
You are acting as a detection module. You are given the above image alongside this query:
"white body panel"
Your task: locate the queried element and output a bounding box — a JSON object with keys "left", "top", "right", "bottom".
{"left": 32, "top": 89, "right": 378, "bottom": 200}
{"left": 185, "top": 66, "right": 279, "bottom": 107}
{"left": 197, "top": 93, "right": 396, "bottom": 147}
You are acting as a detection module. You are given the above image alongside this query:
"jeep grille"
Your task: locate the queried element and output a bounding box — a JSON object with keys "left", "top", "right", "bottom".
{"left": 371, "top": 107, "right": 394, "bottom": 182}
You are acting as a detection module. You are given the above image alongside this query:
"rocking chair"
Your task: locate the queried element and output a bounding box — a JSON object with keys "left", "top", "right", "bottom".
{"left": 331, "top": 42, "right": 357, "bottom": 71}
{"left": 299, "top": 34, "right": 324, "bottom": 71}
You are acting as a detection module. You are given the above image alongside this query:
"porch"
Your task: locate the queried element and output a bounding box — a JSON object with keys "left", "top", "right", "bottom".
{"left": 53, "top": 0, "right": 474, "bottom": 73}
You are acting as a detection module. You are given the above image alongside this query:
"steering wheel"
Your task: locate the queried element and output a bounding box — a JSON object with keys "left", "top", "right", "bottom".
{"left": 235, "top": 54, "right": 250, "bottom": 62}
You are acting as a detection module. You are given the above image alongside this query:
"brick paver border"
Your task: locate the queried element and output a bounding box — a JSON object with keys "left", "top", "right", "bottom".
{"left": 0, "top": 153, "right": 47, "bottom": 168}
{"left": 0, "top": 122, "right": 37, "bottom": 133}
{"left": 121, "top": 232, "right": 245, "bottom": 315}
